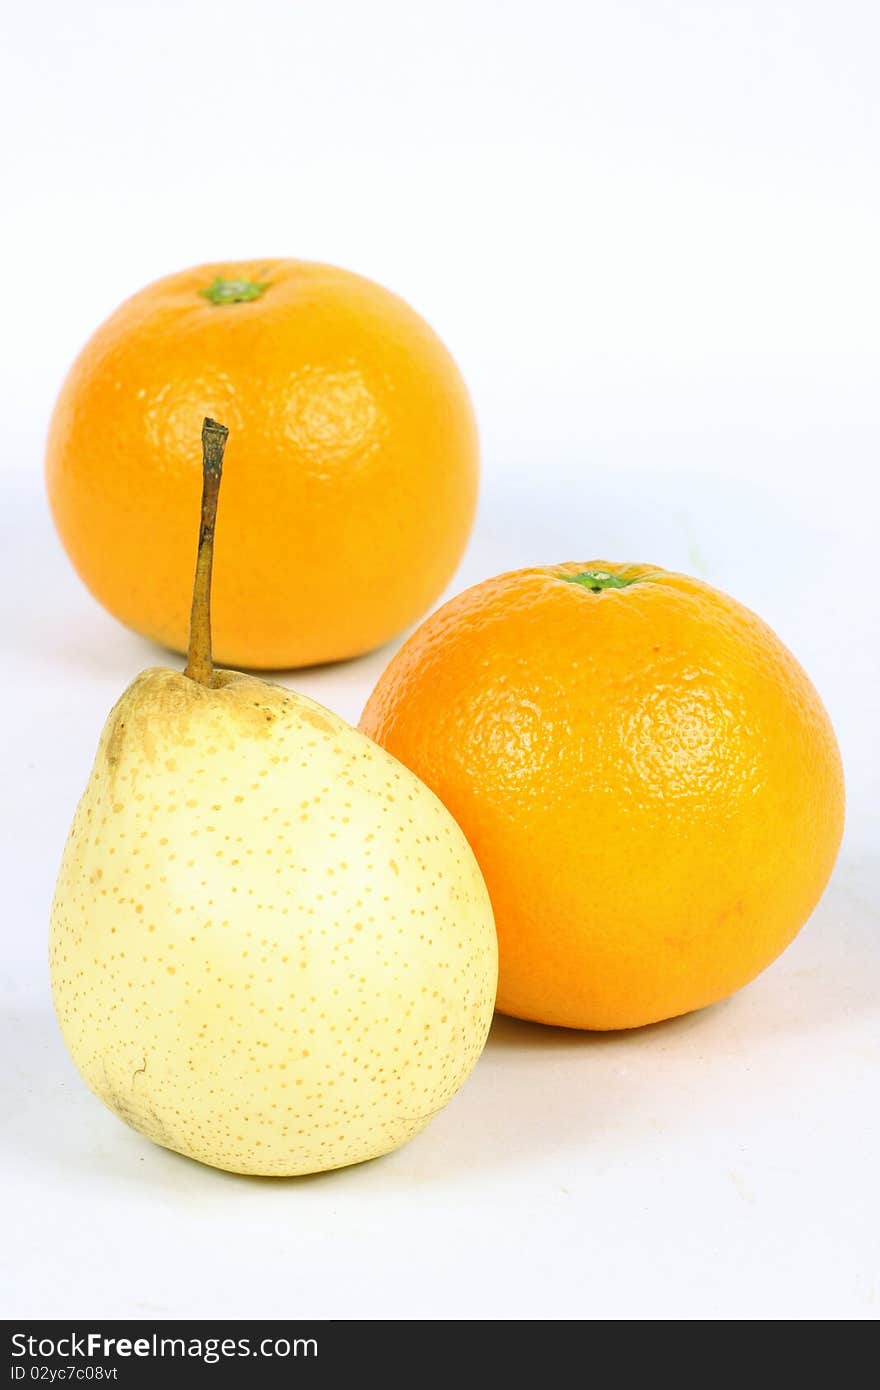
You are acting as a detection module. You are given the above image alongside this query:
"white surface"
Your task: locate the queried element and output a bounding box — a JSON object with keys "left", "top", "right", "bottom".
{"left": 3, "top": 0, "right": 879, "bottom": 1321}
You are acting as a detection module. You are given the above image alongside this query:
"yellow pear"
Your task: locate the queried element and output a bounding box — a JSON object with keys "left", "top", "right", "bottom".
{"left": 50, "top": 420, "right": 497, "bottom": 1176}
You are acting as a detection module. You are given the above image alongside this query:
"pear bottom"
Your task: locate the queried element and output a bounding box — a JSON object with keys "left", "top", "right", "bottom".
{"left": 50, "top": 669, "right": 498, "bottom": 1176}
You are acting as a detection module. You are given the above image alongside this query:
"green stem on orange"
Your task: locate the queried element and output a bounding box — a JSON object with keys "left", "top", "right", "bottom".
{"left": 198, "top": 276, "right": 269, "bottom": 305}
{"left": 562, "top": 570, "right": 638, "bottom": 593}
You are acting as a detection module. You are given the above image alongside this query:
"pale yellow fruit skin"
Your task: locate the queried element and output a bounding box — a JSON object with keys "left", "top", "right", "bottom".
{"left": 50, "top": 669, "right": 497, "bottom": 1176}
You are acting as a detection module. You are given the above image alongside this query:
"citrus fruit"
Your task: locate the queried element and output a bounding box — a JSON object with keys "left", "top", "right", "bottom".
{"left": 46, "top": 259, "right": 478, "bottom": 669}
{"left": 360, "top": 562, "right": 845, "bottom": 1030}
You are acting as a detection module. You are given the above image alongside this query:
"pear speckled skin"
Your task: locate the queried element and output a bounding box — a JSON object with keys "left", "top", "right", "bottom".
{"left": 50, "top": 669, "right": 497, "bottom": 1176}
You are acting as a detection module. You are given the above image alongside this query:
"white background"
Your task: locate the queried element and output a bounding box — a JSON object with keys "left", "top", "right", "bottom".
{"left": 3, "top": 0, "right": 879, "bottom": 1321}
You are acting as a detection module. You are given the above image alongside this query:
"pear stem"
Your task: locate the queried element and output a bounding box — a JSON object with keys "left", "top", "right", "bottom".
{"left": 184, "top": 418, "right": 229, "bottom": 687}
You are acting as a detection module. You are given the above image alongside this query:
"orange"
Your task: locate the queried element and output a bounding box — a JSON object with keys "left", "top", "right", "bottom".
{"left": 46, "top": 260, "right": 478, "bottom": 669}
{"left": 360, "top": 562, "right": 845, "bottom": 1030}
